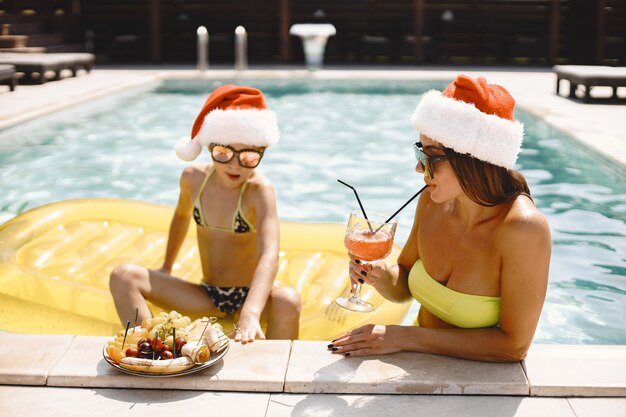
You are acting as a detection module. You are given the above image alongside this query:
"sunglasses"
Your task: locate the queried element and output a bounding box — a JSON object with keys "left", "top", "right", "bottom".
{"left": 413, "top": 142, "right": 450, "bottom": 179}
{"left": 209, "top": 143, "right": 265, "bottom": 168}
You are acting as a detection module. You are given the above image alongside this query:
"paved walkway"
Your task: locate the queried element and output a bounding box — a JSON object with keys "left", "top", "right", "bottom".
{"left": 0, "top": 66, "right": 624, "bottom": 416}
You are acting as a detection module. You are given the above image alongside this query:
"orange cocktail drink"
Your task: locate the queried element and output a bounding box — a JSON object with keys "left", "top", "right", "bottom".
{"left": 344, "top": 229, "right": 394, "bottom": 261}
{"left": 336, "top": 211, "right": 397, "bottom": 312}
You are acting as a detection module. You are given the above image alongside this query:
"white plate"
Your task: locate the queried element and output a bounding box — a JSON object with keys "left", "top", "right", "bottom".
{"left": 103, "top": 341, "right": 229, "bottom": 377}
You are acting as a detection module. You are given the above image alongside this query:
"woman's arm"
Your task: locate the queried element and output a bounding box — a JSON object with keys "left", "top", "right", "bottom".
{"left": 161, "top": 167, "right": 195, "bottom": 273}
{"left": 236, "top": 180, "right": 280, "bottom": 342}
{"left": 333, "top": 206, "right": 551, "bottom": 362}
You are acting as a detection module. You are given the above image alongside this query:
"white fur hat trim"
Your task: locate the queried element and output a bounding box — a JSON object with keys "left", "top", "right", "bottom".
{"left": 195, "top": 108, "right": 279, "bottom": 148}
{"left": 174, "top": 135, "right": 203, "bottom": 161}
{"left": 411, "top": 90, "right": 524, "bottom": 169}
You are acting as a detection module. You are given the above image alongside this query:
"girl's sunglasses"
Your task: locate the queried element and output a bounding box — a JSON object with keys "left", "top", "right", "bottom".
{"left": 209, "top": 143, "right": 265, "bottom": 169}
{"left": 413, "top": 142, "right": 450, "bottom": 179}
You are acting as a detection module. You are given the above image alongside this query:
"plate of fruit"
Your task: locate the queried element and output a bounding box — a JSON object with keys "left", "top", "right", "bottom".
{"left": 103, "top": 311, "right": 229, "bottom": 377}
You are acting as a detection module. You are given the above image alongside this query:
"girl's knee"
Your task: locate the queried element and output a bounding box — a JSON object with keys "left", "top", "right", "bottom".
{"left": 270, "top": 286, "right": 301, "bottom": 314}
{"left": 109, "top": 264, "right": 144, "bottom": 292}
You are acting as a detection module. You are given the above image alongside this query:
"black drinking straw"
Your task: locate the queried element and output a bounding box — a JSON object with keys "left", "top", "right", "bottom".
{"left": 337, "top": 179, "right": 373, "bottom": 232}
{"left": 374, "top": 185, "right": 429, "bottom": 234}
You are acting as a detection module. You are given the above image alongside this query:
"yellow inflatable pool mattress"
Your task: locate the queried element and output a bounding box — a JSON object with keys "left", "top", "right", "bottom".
{"left": 0, "top": 199, "right": 411, "bottom": 340}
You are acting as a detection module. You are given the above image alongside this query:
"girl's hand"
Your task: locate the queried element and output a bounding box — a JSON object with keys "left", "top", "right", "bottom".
{"left": 329, "top": 324, "right": 402, "bottom": 357}
{"left": 348, "top": 257, "right": 387, "bottom": 292}
{"left": 234, "top": 315, "right": 266, "bottom": 344}
{"left": 156, "top": 266, "right": 172, "bottom": 275}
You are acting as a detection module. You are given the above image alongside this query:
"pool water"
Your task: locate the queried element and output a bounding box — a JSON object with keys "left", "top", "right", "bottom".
{"left": 1, "top": 78, "right": 624, "bottom": 344}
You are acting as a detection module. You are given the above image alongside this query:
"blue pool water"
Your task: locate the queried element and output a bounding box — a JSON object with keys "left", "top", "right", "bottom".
{"left": 1, "top": 78, "right": 624, "bottom": 344}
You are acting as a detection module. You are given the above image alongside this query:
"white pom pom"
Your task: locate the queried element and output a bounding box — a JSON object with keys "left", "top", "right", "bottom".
{"left": 174, "top": 136, "right": 202, "bottom": 161}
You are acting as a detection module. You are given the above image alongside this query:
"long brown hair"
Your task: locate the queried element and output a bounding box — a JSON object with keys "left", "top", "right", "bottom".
{"left": 444, "top": 148, "right": 531, "bottom": 207}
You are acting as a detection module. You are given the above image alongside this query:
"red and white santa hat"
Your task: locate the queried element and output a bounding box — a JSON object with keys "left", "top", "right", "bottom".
{"left": 411, "top": 75, "right": 524, "bottom": 169}
{"left": 175, "top": 84, "right": 279, "bottom": 161}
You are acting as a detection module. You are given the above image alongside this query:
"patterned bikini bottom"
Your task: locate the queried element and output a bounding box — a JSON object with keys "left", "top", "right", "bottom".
{"left": 201, "top": 283, "right": 250, "bottom": 316}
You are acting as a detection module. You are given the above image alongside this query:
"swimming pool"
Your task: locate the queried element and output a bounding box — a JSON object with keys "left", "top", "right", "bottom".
{"left": 0, "top": 78, "right": 624, "bottom": 344}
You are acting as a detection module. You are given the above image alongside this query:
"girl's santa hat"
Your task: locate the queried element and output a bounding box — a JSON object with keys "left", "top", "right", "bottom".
{"left": 175, "top": 84, "right": 279, "bottom": 161}
{"left": 412, "top": 75, "right": 524, "bottom": 169}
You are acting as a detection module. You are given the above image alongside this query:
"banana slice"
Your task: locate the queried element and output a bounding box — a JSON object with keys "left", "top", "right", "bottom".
{"left": 119, "top": 356, "right": 194, "bottom": 374}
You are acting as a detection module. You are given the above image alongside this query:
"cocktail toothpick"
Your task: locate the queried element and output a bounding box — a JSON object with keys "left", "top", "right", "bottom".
{"left": 152, "top": 330, "right": 158, "bottom": 360}
{"left": 132, "top": 308, "right": 138, "bottom": 333}
{"left": 121, "top": 320, "right": 130, "bottom": 351}
{"left": 172, "top": 327, "right": 176, "bottom": 357}
{"left": 197, "top": 318, "right": 212, "bottom": 343}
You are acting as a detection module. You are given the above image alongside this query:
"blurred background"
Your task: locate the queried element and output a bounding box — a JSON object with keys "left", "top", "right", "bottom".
{"left": 0, "top": 0, "right": 624, "bottom": 67}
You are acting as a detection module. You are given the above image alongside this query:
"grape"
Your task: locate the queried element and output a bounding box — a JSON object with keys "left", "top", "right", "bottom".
{"left": 172, "top": 318, "right": 187, "bottom": 328}
{"left": 163, "top": 335, "right": 175, "bottom": 348}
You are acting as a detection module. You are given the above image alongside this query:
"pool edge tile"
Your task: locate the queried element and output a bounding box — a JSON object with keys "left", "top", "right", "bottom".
{"left": 47, "top": 336, "right": 290, "bottom": 392}
{"left": 285, "top": 340, "right": 529, "bottom": 395}
{"left": 0, "top": 334, "right": 74, "bottom": 386}
{"left": 524, "top": 344, "right": 626, "bottom": 397}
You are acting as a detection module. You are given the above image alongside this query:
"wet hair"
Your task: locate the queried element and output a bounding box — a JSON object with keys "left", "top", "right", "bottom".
{"left": 444, "top": 148, "right": 531, "bottom": 207}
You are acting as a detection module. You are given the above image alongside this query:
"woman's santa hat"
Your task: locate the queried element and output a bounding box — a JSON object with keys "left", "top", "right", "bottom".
{"left": 412, "top": 75, "right": 524, "bottom": 169}
{"left": 175, "top": 84, "right": 279, "bottom": 161}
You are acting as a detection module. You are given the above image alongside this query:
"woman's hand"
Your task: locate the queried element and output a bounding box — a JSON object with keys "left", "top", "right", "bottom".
{"left": 234, "top": 314, "right": 266, "bottom": 344}
{"left": 329, "top": 324, "right": 403, "bottom": 357}
{"left": 348, "top": 257, "right": 388, "bottom": 292}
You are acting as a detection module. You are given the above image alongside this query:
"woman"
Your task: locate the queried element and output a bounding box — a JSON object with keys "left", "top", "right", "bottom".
{"left": 110, "top": 85, "right": 301, "bottom": 343}
{"left": 330, "top": 75, "right": 551, "bottom": 362}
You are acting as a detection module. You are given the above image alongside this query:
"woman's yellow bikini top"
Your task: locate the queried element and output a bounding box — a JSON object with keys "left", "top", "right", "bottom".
{"left": 408, "top": 259, "right": 501, "bottom": 328}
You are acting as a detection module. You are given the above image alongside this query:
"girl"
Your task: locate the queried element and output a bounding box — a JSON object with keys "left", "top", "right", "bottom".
{"left": 110, "top": 85, "right": 301, "bottom": 343}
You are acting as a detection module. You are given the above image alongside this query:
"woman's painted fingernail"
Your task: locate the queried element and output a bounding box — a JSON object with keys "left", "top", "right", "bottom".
{"left": 327, "top": 344, "right": 334, "bottom": 349}
{"left": 344, "top": 352, "right": 351, "bottom": 357}
{"left": 355, "top": 259, "right": 360, "bottom": 264}
{"left": 358, "top": 278, "right": 364, "bottom": 284}
{"left": 331, "top": 339, "right": 337, "bottom": 342}
{"left": 360, "top": 271, "right": 367, "bottom": 277}
{"left": 331, "top": 347, "right": 339, "bottom": 352}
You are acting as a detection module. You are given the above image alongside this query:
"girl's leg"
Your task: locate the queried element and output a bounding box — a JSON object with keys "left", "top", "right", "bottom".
{"left": 264, "top": 286, "right": 301, "bottom": 340}
{"left": 109, "top": 264, "right": 220, "bottom": 326}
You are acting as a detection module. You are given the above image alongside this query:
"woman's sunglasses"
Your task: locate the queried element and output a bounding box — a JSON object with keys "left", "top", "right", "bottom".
{"left": 209, "top": 143, "right": 265, "bottom": 169}
{"left": 413, "top": 142, "right": 450, "bottom": 179}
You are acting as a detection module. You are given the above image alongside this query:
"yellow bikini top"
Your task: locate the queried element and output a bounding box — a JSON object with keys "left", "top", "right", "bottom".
{"left": 408, "top": 259, "right": 501, "bottom": 328}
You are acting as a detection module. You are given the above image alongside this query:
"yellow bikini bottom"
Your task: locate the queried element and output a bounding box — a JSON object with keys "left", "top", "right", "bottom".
{"left": 408, "top": 259, "right": 501, "bottom": 328}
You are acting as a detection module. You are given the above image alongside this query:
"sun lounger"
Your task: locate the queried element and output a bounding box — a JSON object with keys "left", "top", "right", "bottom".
{"left": 554, "top": 65, "right": 626, "bottom": 103}
{"left": 0, "top": 52, "right": 94, "bottom": 84}
{"left": 0, "top": 64, "right": 16, "bottom": 91}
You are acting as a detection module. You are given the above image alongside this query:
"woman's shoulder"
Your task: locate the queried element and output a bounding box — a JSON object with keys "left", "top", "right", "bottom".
{"left": 499, "top": 195, "right": 551, "bottom": 243}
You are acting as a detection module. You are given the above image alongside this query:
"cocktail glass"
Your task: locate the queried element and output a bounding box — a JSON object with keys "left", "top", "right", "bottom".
{"left": 336, "top": 211, "right": 397, "bottom": 312}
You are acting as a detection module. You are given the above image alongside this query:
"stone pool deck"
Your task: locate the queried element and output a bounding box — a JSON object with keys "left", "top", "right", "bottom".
{"left": 0, "top": 67, "right": 625, "bottom": 416}
{"left": 1, "top": 335, "right": 625, "bottom": 417}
